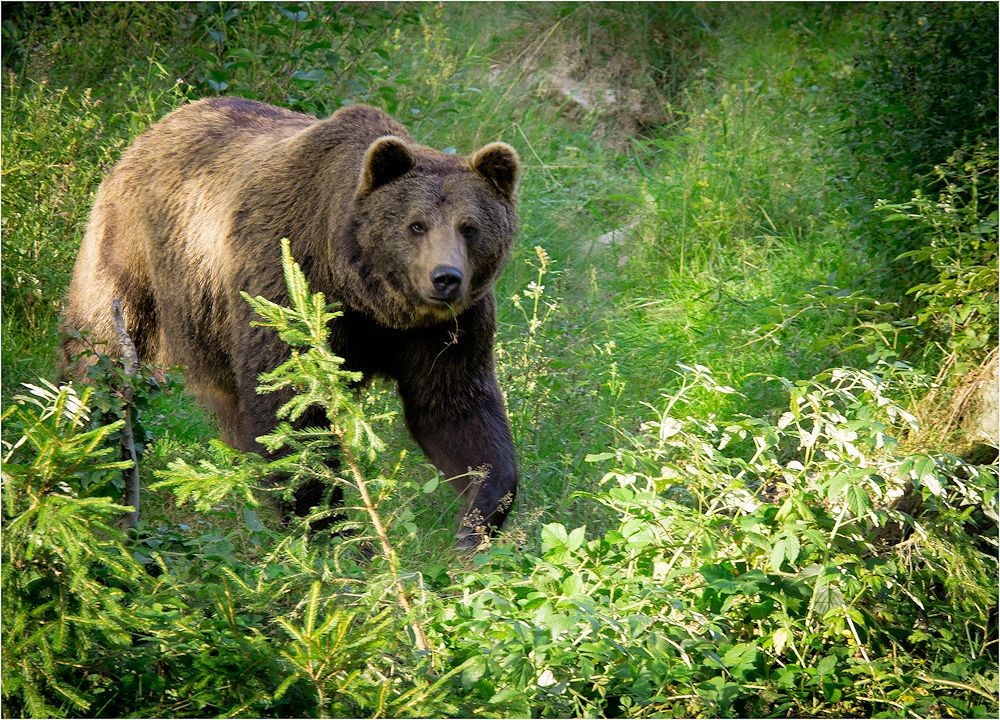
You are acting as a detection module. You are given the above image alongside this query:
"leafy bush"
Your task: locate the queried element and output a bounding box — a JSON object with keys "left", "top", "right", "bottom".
{"left": 841, "top": 4, "right": 998, "bottom": 395}
{"left": 176, "top": 2, "right": 421, "bottom": 118}
{"left": 440, "top": 363, "right": 998, "bottom": 718}
{"left": 877, "top": 143, "right": 999, "bottom": 372}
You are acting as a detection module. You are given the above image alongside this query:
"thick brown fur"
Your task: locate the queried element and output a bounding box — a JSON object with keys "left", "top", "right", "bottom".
{"left": 62, "top": 97, "right": 521, "bottom": 544}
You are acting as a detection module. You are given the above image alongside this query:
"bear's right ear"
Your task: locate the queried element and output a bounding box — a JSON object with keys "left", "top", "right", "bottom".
{"left": 357, "top": 135, "right": 416, "bottom": 198}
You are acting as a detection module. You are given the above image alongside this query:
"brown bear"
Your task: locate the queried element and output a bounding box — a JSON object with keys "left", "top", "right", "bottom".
{"left": 62, "top": 97, "right": 520, "bottom": 546}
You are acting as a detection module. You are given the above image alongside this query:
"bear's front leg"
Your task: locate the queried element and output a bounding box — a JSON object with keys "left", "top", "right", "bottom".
{"left": 395, "top": 305, "right": 518, "bottom": 548}
{"left": 404, "top": 387, "right": 518, "bottom": 547}
{"left": 230, "top": 322, "right": 343, "bottom": 527}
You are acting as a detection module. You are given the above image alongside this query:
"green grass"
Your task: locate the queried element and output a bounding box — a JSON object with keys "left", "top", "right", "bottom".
{"left": 1, "top": 83, "right": 113, "bottom": 388}
{"left": 600, "top": 7, "right": 869, "bottom": 404}
{"left": 447, "top": 5, "right": 885, "bottom": 538}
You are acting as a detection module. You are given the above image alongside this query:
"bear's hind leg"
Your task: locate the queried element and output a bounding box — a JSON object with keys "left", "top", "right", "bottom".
{"left": 61, "top": 205, "right": 158, "bottom": 379}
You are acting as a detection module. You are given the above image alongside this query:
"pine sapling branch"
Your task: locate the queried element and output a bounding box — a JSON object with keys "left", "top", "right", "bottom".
{"left": 331, "top": 423, "right": 433, "bottom": 662}
{"left": 247, "top": 239, "right": 434, "bottom": 664}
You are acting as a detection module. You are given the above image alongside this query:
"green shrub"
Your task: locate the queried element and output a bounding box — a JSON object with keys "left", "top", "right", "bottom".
{"left": 877, "top": 143, "right": 999, "bottom": 372}
{"left": 845, "top": 2, "right": 998, "bottom": 200}
{"left": 1, "top": 382, "right": 146, "bottom": 716}
{"left": 441, "top": 363, "right": 998, "bottom": 718}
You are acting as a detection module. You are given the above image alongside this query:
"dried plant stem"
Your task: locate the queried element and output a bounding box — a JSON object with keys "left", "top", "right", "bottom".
{"left": 333, "top": 426, "right": 433, "bottom": 661}
{"left": 112, "top": 299, "right": 141, "bottom": 532}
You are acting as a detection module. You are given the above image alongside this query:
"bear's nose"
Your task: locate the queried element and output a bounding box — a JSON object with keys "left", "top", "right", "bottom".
{"left": 430, "top": 265, "right": 463, "bottom": 301}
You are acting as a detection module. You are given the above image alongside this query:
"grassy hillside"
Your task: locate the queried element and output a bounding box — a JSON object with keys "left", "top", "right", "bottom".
{"left": 2, "top": 3, "right": 996, "bottom": 718}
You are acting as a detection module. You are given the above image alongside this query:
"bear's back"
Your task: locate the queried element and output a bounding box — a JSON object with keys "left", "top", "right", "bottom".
{"left": 107, "top": 98, "right": 410, "bottom": 203}
{"left": 109, "top": 98, "right": 312, "bottom": 183}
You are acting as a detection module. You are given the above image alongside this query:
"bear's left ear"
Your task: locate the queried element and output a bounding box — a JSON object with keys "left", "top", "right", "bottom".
{"left": 470, "top": 142, "right": 521, "bottom": 203}
{"left": 357, "top": 135, "right": 416, "bottom": 198}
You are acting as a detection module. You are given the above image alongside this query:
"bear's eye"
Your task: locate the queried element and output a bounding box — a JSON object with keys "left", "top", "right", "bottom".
{"left": 409, "top": 222, "right": 426, "bottom": 235}
{"left": 459, "top": 224, "right": 479, "bottom": 241}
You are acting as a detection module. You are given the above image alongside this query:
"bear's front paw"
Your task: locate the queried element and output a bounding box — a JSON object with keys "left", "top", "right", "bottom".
{"left": 456, "top": 524, "right": 490, "bottom": 553}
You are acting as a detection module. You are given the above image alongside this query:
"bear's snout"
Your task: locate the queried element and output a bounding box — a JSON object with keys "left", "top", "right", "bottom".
{"left": 430, "top": 265, "right": 464, "bottom": 301}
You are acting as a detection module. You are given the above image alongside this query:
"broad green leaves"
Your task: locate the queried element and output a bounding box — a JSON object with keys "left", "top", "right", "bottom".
{"left": 539, "top": 523, "right": 586, "bottom": 562}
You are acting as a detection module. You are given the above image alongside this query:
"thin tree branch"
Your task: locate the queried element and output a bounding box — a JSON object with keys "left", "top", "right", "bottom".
{"left": 112, "top": 299, "right": 141, "bottom": 533}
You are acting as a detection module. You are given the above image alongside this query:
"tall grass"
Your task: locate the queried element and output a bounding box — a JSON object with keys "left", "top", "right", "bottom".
{"left": 596, "top": 6, "right": 874, "bottom": 414}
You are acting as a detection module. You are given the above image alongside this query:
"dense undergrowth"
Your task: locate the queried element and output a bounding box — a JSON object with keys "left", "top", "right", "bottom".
{"left": 2, "top": 3, "right": 997, "bottom": 718}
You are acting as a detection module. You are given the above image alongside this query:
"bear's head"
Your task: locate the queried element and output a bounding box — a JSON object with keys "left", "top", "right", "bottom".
{"left": 350, "top": 135, "right": 520, "bottom": 329}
